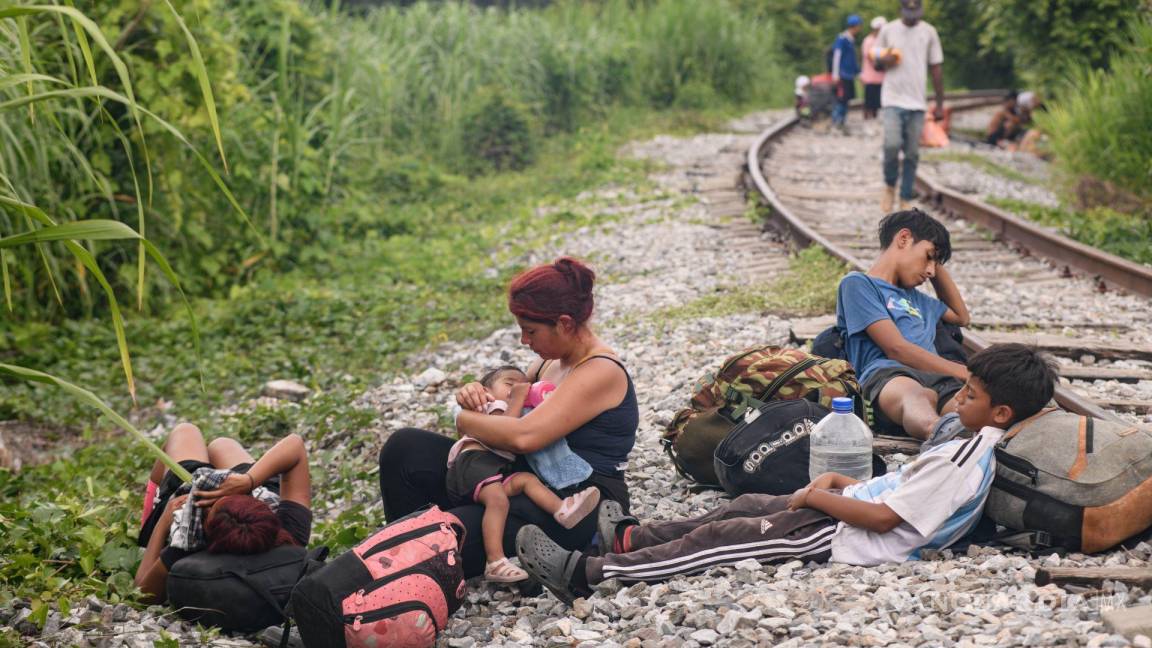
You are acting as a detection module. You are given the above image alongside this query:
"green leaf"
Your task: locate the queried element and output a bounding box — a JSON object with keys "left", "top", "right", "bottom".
{"left": 163, "top": 0, "right": 229, "bottom": 173}
{"left": 0, "top": 363, "right": 193, "bottom": 483}
{"left": 0, "top": 220, "right": 142, "bottom": 248}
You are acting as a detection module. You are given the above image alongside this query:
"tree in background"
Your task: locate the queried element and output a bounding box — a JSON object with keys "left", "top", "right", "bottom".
{"left": 977, "top": 0, "right": 1148, "bottom": 95}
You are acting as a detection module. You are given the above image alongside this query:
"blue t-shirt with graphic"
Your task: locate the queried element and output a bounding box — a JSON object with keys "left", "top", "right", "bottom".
{"left": 835, "top": 271, "right": 948, "bottom": 384}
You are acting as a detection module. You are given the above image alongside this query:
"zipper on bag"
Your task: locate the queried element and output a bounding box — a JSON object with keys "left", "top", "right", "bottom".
{"left": 345, "top": 601, "right": 438, "bottom": 630}
{"left": 361, "top": 523, "right": 445, "bottom": 559}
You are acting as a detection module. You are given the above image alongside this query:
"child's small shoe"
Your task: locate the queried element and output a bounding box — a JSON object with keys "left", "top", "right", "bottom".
{"left": 553, "top": 487, "right": 601, "bottom": 529}
{"left": 485, "top": 557, "right": 529, "bottom": 583}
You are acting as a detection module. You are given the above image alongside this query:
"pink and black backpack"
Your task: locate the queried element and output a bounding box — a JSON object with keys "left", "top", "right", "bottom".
{"left": 290, "top": 506, "right": 467, "bottom": 648}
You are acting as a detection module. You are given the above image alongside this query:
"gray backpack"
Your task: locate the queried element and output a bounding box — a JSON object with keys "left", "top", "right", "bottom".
{"left": 985, "top": 408, "right": 1152, "bottom": 553}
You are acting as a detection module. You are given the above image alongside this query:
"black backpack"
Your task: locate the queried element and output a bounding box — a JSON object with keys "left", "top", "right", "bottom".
{"left": 713, "top": 398, "right": 886, "bottom": 497}
{"left": 166, "top": 544, "right": 328, "bottom": 633}
{"left": 812, "top": 321, "right": 967, "bottom": 365}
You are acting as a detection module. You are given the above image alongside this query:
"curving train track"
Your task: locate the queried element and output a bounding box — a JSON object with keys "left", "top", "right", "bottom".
{"left": 741, "top": 91, "right": 1152, "bottom": 425}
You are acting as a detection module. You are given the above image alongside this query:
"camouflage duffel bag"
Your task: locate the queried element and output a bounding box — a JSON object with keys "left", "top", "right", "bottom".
{"left": 661, "top": 346, "right": 864, "bottom": 486}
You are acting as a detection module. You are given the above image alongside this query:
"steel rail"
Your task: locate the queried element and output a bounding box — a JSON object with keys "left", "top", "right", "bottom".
{"left": 917, "top": 177, "right": 1152, "bottom": 298}
{"left": 745, "top": 92, "right": 1122, "bottom": 421}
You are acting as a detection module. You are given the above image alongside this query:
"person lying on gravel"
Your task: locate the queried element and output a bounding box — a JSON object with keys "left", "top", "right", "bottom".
{"left": 836, "top": 209, "right": 970, "bottom": 442}
{"left": 515, "top": 344, "right": 1057, "bottom": 601}
{"left": 378, "top": 256, "right": 638, "bottom": 582}
{"left": 134, "top": 424, "right": 312, "bottom": 603}
{"left": 446, "top": 365, "right": 601, "bottom": 583}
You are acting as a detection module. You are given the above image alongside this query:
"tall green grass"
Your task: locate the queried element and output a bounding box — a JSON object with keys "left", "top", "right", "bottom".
{"left": 2, "top": 0, "right": 789, "bottom": 319}
{"left": 1040, "top": 18, "right": 1152, "bottom": 212}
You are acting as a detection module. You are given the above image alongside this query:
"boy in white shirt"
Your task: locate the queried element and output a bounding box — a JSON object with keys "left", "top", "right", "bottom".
{"left": 515, "top": 344, "right": 1058, "bottom": 601}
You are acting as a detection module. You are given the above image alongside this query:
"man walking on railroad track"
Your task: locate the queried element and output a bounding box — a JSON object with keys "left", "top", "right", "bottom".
{"left": 875, "top": 0, "right": 945, "bottom": 213}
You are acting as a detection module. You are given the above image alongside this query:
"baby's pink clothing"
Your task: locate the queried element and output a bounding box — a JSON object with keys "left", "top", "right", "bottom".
{"left": 446, "top": 437, "right": 515, "bottom": 468}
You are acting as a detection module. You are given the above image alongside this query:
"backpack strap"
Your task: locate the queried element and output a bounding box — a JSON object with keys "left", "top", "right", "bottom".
{"left": 1000, "top": 407, "right": 1060, "bottom": 445}
{"left": 1067, "top": 417, "right": 1092, "bottom": 480}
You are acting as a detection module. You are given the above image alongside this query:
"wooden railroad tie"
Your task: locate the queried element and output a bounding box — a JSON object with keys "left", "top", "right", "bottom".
{"left": 1036, "top": 567, "right": 1152, "bottom": 590}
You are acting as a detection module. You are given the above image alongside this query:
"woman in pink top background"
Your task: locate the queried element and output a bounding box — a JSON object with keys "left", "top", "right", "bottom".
{"left": 860, "top": 16, "right": 887, "bottom": 120}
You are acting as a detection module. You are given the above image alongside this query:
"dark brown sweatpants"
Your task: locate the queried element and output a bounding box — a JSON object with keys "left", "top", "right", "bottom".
{"left": 586, "top": 493, "right": 836, "bottom": 583}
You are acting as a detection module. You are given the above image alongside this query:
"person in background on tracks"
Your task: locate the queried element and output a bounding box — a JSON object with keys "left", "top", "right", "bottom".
{"left": 830, "top": 14, "right": 863, "bottom": 132}
{"left": 513, "top": 344, "right": 1057, "bottom": 601}
{"left": 794, "top": 75, "right": 812, "bottom": 120}
{"left": 836, "top": 209, "right": 971, "bottom": 442}
{"left": 377, "top": 256, "right": 638, "bottom": 583}
{"left": 860, "top": 16, "right": 887, "bottom": 120}
{"left": 875, "top": 0, "right": 944, "bottom": 213}
{"left": 985, "top": 90, "right": 1023, "bottom": 147}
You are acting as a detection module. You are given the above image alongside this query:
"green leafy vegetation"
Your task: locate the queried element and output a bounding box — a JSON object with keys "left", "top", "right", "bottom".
{"left": 1, "top": 0, "right": 788, "bottom": 318}
{"left": 988, "top": 198, "right": 1152, "bottom": 266}
{"left": 1038, "top": 18, "right": 1152, "bottom": 212}
{"left": 656, "top": 247, "right": 847, "bottom": 321}
{"left": 977, "top": 0, "right": 1147, "bottom": 96}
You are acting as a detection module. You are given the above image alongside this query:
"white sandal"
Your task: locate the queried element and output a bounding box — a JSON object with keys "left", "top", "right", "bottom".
{"left": 485, "top": 557, "right": 529, "bottom": 583}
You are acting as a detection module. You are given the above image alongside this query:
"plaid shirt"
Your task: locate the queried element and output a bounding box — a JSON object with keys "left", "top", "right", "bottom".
{"left": 169, "top": 467, "right": 280, "bottom": 551}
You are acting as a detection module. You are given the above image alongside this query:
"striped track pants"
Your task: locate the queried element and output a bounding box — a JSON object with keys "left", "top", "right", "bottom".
{"left": 587, "top": 493, "right": 837, "bottom": 584}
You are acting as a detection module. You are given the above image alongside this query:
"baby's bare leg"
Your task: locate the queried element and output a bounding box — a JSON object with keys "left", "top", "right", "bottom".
{"left": 475, "top": 482, "right": 512, "bottom": 563}
{"left": 503, "top": 472, "right": 562, "bottom": 514}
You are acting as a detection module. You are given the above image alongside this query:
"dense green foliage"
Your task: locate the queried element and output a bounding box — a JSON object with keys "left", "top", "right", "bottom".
{"left": 0, "top": 0, "right": 787, "bottom": 318}
{"left": 1038, "top": 18, "right": 1152, "bottom": 212}
{"left": 977, "top": 0, "right": 1148, "bottom": 96}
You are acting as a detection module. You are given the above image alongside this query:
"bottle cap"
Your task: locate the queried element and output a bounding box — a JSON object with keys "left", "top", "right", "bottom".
{"left": 832, "top": 397, "right": 854, "bottom": 413}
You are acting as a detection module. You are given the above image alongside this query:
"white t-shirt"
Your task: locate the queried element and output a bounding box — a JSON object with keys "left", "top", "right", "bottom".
{"left": 877, "top": 20, "right": 943, "bottom": 111}
{"left": 830, "top": 426, "right": 1004, "bottom": 566}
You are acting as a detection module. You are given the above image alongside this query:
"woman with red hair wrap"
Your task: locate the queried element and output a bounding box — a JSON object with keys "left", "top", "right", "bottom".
{"left": 378, "top": 257, "right": 638, "bottom": 579}
{"left": 134, "top": 426, "right": 312, "bottom": 603}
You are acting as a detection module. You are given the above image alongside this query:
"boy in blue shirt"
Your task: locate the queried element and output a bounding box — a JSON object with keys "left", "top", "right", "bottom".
{"left": 837, "top": 209, "right": 970, "bottom": 441}
{"left": 514, "top": 344, "right": 1057, "bottom": 600}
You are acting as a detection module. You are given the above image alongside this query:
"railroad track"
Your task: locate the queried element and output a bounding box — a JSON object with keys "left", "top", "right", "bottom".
{"left": 738, "top": 91, "right": 1151, "bottom": 425}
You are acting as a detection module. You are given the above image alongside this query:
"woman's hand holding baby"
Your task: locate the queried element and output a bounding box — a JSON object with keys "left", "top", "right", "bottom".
{"left": 456, "top": 382, "right": 495, "bottom": 412}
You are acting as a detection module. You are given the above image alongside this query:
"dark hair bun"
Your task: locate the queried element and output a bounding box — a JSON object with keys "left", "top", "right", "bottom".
{"left": 553, "top": 256, "right": 595, "bottom": 296}
{"left": 507, "top": 256, "right": 597, "bottom": 325}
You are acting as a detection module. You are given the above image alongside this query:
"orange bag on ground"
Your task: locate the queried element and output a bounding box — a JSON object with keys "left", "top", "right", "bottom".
{"left": 920, "top": 114, "right": 949, "bottom": 148}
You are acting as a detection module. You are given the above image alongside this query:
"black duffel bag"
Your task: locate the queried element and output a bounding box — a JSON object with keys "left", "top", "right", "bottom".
{"left": 713, "top": 398, "right": 886, "bottom": 497}
{"left": 166, "top": 544, "right": 328, "bottom": 633}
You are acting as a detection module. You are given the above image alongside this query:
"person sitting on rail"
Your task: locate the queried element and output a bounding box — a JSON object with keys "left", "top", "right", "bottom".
{"left": 985, "top": 90, "right": 1023, "bottom": 147}
{"left": 836, "top": 209, "right": 970, "bottom": 442}
{"left": 513, "top": 344, "right": 1057, "bottom": 601}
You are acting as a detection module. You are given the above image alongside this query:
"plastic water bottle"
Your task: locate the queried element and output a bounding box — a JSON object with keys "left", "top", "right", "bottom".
{"left": 809, "top": 397, "right": 873, "bottom": 481}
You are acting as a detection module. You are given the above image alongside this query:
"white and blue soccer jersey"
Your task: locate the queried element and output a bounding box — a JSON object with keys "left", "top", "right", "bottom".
{"left": 830, "top": 426, "right": 1005, "bottom": 566}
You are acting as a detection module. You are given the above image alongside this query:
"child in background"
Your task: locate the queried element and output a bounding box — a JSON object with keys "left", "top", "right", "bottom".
{"left": 794, "top": 75, "right": 812, "bottom": 120}
{"left": 446, "top": 366, "right": 600, "bottom": 583}
{"left": 860, "top": 16, "right": 887, "bottom": 120}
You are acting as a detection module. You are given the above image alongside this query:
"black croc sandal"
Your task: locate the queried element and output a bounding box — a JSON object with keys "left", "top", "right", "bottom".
{"left": 515, "top": 525, "right": 582, "bottom": 605}
{"left": 597, "top": 500, "right": 638, "bottom": 555}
